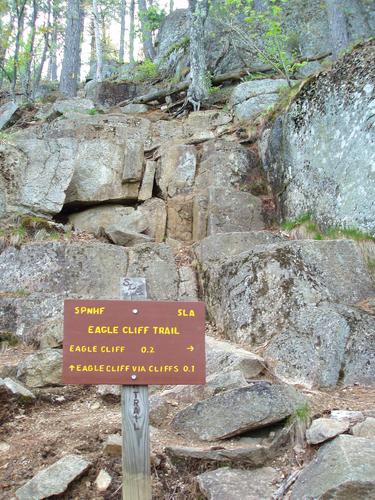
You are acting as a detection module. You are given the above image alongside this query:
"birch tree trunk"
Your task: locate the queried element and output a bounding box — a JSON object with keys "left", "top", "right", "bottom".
{"left": 187, "top": 0, "right": 209, "bottom": 110}
{"left": 325, "top": 0, "right": 349, "bottom": 60}
{"left": 138, "top": 0, "right": 155, "bottom": 60}
{"left": 60, "top": 0, "right": 82, "bottom": 96}
{"left": 119, "top": 0, "right": 126, "bottom": 63}
{"left": 129, "top": 0, "right": 135, "bottom": 63}
{"left": 169, "top": 0, "right": 174, "bottom": 14}
{"left": 92, "top": 0, "right": 103, "bottom": 81}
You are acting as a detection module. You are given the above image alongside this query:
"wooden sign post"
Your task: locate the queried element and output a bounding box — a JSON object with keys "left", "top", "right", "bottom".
{"left": 62, "top": 286, "right": 205, "bottom": 500}
{"left": 120, "top": 278, "right": 151, "bottom": 500}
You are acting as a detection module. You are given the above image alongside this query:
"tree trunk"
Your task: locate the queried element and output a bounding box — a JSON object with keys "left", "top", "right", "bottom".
{"left": 75, "top": 5, "right": 85, "bottom": 83}
{"left": 187, "top": 0, "right": 209, "bottom": 110}
{"left": 325, "top": 0, "right": 349, "bottom": 60}
{"left": 119, "top": 0, "right": 126, "bottom": 63}
{"left": 60, "top": 0, "right": 82, "bottom": 96}
{"left": 33, "top": 0, "right": 52, "bottom": 97}
{"left": 92, "top": 0, "right": 103, "bottom": 81}
{"left": 129, "top": 0, "right": 135, "bottom": 63}
{"left": 169, "top": 0, "right": 174, "bottom": 13}
{"left": 89, "top": 18, "right": 96, "bottom": 71}
{"left": 48, "top": 0, "right": 59, "bottom": 81}
{"left": 11, "top": 0, "right": 27, "bottom": 98}
{"left": 24, "top": 0, "right": 38, "bottom": 100}
{"left": 138, "top": 0, "right": 155, "bottom": 60}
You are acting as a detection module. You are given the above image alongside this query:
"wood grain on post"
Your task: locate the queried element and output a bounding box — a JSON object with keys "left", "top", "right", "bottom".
{"left": 120, "top": 277, "right": 151, "bottom": 500}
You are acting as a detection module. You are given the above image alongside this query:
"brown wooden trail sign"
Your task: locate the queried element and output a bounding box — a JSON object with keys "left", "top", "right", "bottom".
{"left": 63, "top": 277, "right": 205, "bottom": 500}
{"left": 62, "top": 299, "right": 205, "bottom": 385}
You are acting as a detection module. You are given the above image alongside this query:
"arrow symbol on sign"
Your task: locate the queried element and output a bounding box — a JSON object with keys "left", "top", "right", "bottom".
{"left": 69, "top": 365, "right": 75, "bottom": 372}
{"left": 187, "top": 345, "right": 194, "bottom": 352}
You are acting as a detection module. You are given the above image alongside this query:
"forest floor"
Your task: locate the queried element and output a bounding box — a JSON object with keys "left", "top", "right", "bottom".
{"left": 1, "top": 345, "right": 375, "bottom": 499}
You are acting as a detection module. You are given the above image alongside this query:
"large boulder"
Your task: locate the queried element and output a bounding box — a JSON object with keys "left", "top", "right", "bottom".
{"left": 264, "top": 304, "right": 375, "bottom": 387}
{"left": 62, "top": 114, "right": 151, "bottom": 205}
{"left": 264, "top": 41, "right": 375, "bottom": 235}
{"left": 0, "top": 132, "right": 76, "bottom": 218}
{"left": 203, "top": 240, "right": 373, "bottom": 344}
{"left": 230, "top": 79, "right": 289, "bottom": 122}
{"left": 192, "top": 140, "right": 265, "bottom": 240}
{"left": 291, "top": 435, "right": 375, "bottom": 499}
{"left": 200, "top": 239, "right": 375, "bottom": 387}
{"left": 0, "top": 241, "right": 178, "bottom": 344}
{"left": 0, "top": 113, "right": 154, "bottom": 218}
{"left": 171, "top": 382, "right": 306, "bottom": 441}
{"left": 35, "top": 97, "right": 95, "bottom": 121}
{"left": 68, "top": 205, "right": 136, "bottom": 236}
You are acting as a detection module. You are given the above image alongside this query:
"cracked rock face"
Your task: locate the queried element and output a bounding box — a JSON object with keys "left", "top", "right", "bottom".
{"left": 264, "top": 41, "right": 375, "bottom": 236}
{"left": 0, "top": 241, "right": 178, "bottom": 344}
{"left": 198, "top": 239, "right": 375, "bottom": 387}
{"left": 0, "top": 133, "right": 76, "bottom": 217}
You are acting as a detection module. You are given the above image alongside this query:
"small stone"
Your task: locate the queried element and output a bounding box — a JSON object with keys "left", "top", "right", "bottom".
{"left": 330, "top": 410, "right": 364, "bottom": 425}
{"left": 15, "top": 454, "right": 91, "bottom": 500}
{"left": 95, "top": 469, "right": 112, "bottom": 492}
{"left": 306, "top": 418, "right": 349, "bottom": 444}
{"left": 352, "top": 417, "right": 375, "bottom": 439}
{"left": 0, "top": 377, "right": 35, "bottom": 400}
{"left": 103, "top": 434, "right": 122, "bottom": 456}
{"left": 0, "top": 441, "right": 10, "bottom": 454}
{"left": 91, "top": 401, "right": 100, "bottom": 410}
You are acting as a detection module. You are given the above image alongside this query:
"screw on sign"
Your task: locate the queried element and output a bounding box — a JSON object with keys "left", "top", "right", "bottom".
{"left": 63, "top": 277, "right": 205, "bottom": 500}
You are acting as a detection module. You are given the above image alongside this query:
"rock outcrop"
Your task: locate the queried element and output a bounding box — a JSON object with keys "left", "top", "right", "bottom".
{"left": 264, "top": 41, "right": 375, "bottom": 235}
{"left": 0, "top": 241, "right": 178, "bottom": 344}
{"left": 197, "top": 239, "right": 375, "bottom": 387}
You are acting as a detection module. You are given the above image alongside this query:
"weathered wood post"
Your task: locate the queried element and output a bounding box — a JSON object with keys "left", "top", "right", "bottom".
{"left": 120, "top": 277, "right": 151, "bottom": 500}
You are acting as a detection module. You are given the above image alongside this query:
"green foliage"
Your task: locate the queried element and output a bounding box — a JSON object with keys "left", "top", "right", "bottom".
{"left": 259, "top": 81, "right": 302, "bottom": 124}
{"left": 86, "top": 108, "right": 100, "bottom": 116}
{"left": 163, "top": 36, "right": 190, "bottom": 60}
{"left": 282, "top": 213, "right": 375, "bottom": 242}
{"left": 208, "top": 86, "right": 221, "bottom": 95}
{"left": 241, "top": 72, "right": 270, "bottom": 82}
{"left": 281, "top": 213, "right": 313, "bottom": 231}
{"left": 133, "top": 59, "right": 160, "bottom": 81}
{"left": 290, "top": 403, "right": 311, "bottom": 424}
{"left": 213, "top": 0, "right": 306, "bottom": 85}
{"left": 139, "top": 5, "right": 166, "bottom": 33}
